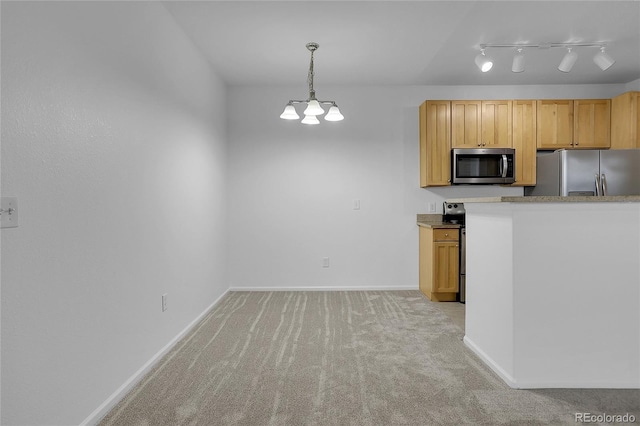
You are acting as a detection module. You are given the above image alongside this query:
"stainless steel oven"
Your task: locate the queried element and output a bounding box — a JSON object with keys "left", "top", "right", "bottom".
{"left": 452, "top": 148, "right": 515, "bottom": 184}
{"left": 459, "top": 227, "right": 466, "bottom": 303}
{"left": 443, "top": 202, "right": 466, "bottom": 303}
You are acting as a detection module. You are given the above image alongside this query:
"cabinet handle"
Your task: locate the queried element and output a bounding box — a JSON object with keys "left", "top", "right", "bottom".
{"left": 477, "top": 142, "right": 481, "bottom": 146}
{"left": 445, "top": 233, "right": 449, "bottom": 237}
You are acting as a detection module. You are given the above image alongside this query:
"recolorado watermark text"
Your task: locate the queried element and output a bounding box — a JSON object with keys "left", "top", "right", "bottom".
{"left": 575, "top": 412, "right": 636, "bottom": 423}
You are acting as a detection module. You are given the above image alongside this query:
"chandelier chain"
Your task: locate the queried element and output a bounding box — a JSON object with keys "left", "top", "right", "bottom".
{"left": 307, "top": 49, "right": 315, "bottom": 99}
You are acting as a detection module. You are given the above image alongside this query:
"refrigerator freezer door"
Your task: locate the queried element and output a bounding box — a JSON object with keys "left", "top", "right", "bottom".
{"left": 559, "top": 150, "right": 600, "bottom": 196}
{"left": 599, "top": 149, "right": 640, "bottom": 195}
{"left": 525, "top": 151, "right": 561, "bottom": 196}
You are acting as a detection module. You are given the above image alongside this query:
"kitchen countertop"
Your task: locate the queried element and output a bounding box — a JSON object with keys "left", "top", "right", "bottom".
{"left": 416, "top": 214, "right": 461, "bottom": 229}
{"left": 444, "top": 195, "right": 640, "bottom": 203}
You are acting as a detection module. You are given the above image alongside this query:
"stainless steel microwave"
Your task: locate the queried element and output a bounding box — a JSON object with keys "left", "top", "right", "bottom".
{"left": 451, "top": 148, "right": 516, "bottom": 184}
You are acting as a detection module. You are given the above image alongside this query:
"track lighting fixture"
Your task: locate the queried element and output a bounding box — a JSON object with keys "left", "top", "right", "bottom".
{"left": 475, "top": 42, "right": 615, "bottom": 74}
{"left": 593, "top": 46, "right": 615, "bottom": 71}
{"left": 474, "top": 48, "right": 493, "bottom": 72}
{"left": 280, "top": 42, "right": 344, "bottom": 125}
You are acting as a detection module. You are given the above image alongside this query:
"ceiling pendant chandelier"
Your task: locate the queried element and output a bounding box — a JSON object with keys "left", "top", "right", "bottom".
{"left": 280, "top": 42, "right": 344, "bottom": 124}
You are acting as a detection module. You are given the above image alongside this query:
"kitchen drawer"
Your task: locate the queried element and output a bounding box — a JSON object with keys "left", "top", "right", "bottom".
{"left": 433, "top": 228, "right": 459, "bottom": 241}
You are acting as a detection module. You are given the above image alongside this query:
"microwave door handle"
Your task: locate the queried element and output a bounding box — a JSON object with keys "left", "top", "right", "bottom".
{"left": 501, "top": 155, "right": 508, "bottom": 178}
{"left": 601, "top": 173, "right": 607, "bottom": 196}
{"left": 595, "top": 174, "right": 601, "bottom": 196}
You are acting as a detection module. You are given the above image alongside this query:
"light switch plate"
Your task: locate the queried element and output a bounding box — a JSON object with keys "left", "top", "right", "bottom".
{"left": 1, "top": 197, "right": 18, "bottom": 228}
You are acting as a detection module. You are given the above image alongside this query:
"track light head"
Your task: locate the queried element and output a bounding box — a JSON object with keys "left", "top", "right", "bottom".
{"left": 558, "top": 48, "right": 578, "bottom": 73}
{"left": 593, "top": 47, "right": 615, "bottom": 71}
{"left": 512, "top": 48, "right": 525, "bottom": 73}
{"left": 474, "top": 48, "right": 493, "bottom": 72}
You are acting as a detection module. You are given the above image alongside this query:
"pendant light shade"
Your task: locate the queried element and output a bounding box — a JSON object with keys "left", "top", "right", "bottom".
{"left": 280, "top": 103, "right": 300, "bottom": 120}
{"left": 593, "top": 47, "right": 615, "bottom": 70}
{"left": 558, "top": 48, "right": 578, "bottom": 72}
{"left": 474, "top": 49, "right": 493, "bottom": 72}
{"left": 280, "top": 42, "right": 344, "bottom": 124}
{"left": 301, "top": 115, "right": 320, "bottom": 125}
{"left": 324, "top": 105, "right": 344, "bottom": 121}
{"left": 511, "top": 48, "right": 525, "bottom": 73}
{"left": 303, "top": 99, "right": 325, "bottom": 116}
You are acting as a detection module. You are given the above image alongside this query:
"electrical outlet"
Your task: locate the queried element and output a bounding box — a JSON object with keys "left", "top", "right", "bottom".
{"left": 428, "top": 202, "right": 436, "bottom": 213}
{"left": 322, "top": 257, "right": 330, "bottom": 268}
{"left": 162, "top": 293, "right": 168, "bottom": 312}
{"left": 1, "top": 197, "right": 18, "bottom": 228}
{"left": 353, "top": 199, "right": 361, "bottom": 210}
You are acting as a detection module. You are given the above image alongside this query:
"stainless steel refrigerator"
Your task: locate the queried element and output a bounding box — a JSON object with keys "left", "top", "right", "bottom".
{"left": 525, "top": 149, "right": 640, "bottom": 196}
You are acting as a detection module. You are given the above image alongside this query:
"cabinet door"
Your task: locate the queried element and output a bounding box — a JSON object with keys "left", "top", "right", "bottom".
{"left": 451, "top": 101, "right": 481, "bottom": 148}
{"left": 512, "top": 100, "right": 537, "bottom": 186}
{"left": 433, "top": 241, "right": 459, "bottom": 293}
{"left": 611, "top": 92, "right": 640, "bottom": 149}
{"left": 420, "top": 101, "right": 451, "bottom": 187}
{"left": 482, "top": 100, "right": 512, "bottom": 147}
{"left": 574, "top": 99, "right": 611, "bottom": 148}
{"left": 537, "top": 100, "right": 573, "bottom": 149}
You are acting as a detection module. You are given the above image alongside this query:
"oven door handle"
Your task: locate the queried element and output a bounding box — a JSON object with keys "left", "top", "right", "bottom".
{"left": 500, "top": 154, "right": 508, "bottom": 178}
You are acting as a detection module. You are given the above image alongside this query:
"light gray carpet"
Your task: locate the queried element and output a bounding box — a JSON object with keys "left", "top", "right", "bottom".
{"left": 99, "top": 291, "right": 639, "bottom": 425}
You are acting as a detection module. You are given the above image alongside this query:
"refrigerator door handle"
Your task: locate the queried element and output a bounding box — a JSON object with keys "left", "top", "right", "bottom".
{"left": 595, "top": 174, "right": 602, "bottom": 196}
{"left": 501, "top": 155, "right": 508, "bottom": 178}
{"left": 601, "top": 173, "right": 607, "bottom": 196}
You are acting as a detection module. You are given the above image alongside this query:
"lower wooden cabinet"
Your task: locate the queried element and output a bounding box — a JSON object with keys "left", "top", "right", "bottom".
{"left": 419, "top": 227, "right": 459, "bottom": 302}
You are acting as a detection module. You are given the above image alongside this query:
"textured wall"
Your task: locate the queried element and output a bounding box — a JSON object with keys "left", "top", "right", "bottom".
{"left": 1, "top": 2, "right": 228, "bottom": 424}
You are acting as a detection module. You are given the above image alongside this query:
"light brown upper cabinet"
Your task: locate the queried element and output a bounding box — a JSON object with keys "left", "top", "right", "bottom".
{"left": 537, "top": 99, "right": 610, "bottom": 149}
{"left": 611, "top": 91, "right": 640, "bottom": 149}
{"left": 511, "top": 100, "right": 537, "bottom": 186}
{"left": 536, "top": 100, "right": 574, "bottom": 149}
{"left": 420, "top": 101, "right": 451, "bottom": 187}
{"left": 452, "top": 100, "right": 512, "bottom": 148}
{"left": 574, "top": 99, "right": 611, "bottom": 148}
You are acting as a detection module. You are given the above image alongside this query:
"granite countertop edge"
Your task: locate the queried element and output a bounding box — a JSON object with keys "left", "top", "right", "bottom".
{"left": 416, "top": 214, "right": 462, "bottom": 228}
{"left": 444, "top": 195, "right": 640, "bottom": 203}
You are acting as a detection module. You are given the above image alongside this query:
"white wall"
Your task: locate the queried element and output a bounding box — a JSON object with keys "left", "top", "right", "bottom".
{"left": 226, "top": 83, "right": 627, "bottom": 290}
{"left": 1, "top": 2, "right": 228, "bottom": 425}
{"left": 625, "top": 78, "right": 640, "bottom": 91}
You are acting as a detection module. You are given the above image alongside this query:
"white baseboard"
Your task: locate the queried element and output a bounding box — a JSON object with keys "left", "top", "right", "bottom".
{"left": 463, "top": 336, "right": 640, "bottom": 389}
{"left": 228, "top": 286, "right": 417, "bottom": 292}
{"left": 80, "top": 289, "right": 230, "bottom": 426}
{"left": 463, "top": 335, "right": 518, "bottom": 389}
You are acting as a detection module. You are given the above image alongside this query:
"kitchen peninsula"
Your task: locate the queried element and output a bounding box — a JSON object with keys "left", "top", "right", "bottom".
{"left": 455, "top": 196, "right": 640, "bottom": 389}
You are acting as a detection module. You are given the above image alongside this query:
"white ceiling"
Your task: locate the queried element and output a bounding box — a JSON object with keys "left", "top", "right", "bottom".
{"left": 163, "top": 1, "right": 640, "bottom": 87}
